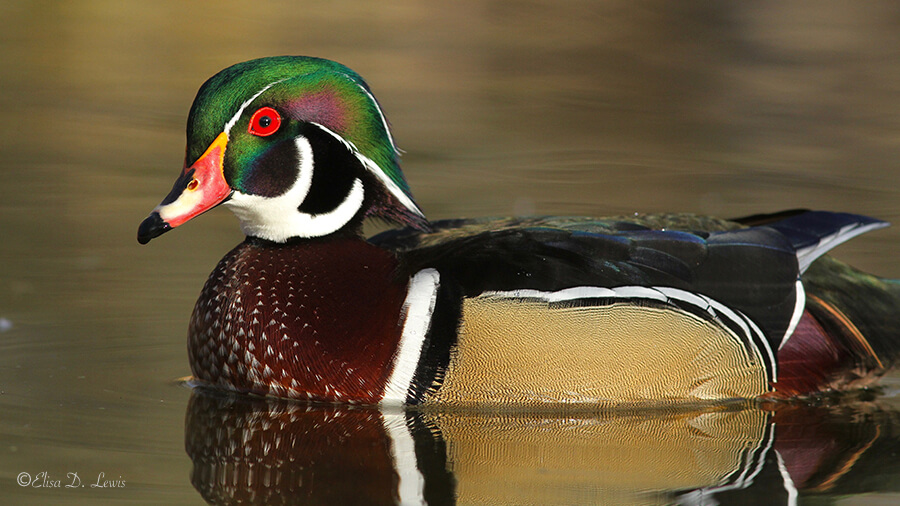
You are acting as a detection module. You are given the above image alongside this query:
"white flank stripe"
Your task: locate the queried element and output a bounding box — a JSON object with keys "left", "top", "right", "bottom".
{"left": 382, "top": 411, "right": 426, "bottom": 506}
{"left": 608, "top": 285, "right": 667, "bottom": 302}
{"left": 549, "top": 286, "right": 616, "bottom": 301}
{"left": 705, "top": 297, "right": 752, "bottom": 341}
{"left": 738, "top": 311, "right": 778, "bottom": 382}
{"left": 779, "top": 281, "right": 806, "bottom": 350}
{"left": 656, "top": 287, "right": 711, "bottom": 311}
{"left": 485, "top": 286, "right": 617, "bottom": 302}
{"left": 733, "top": 423, "right": 776, "bottom": 489}
{"left": 381, "top": 269, "right": 440, "bottom": 405}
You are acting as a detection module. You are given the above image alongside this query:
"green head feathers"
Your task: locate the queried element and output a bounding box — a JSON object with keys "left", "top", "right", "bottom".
{"left": 185, "top": 56, "right": 414, "bottom": 208}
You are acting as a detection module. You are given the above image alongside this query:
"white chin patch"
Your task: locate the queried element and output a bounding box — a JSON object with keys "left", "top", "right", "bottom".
{"left": 224, "top": 136, "right": 366, "bottom": 242}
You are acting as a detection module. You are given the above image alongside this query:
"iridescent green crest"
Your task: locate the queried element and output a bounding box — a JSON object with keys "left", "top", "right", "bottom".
{"left": 185, "top": 56, "right": 414, "bottom": 207}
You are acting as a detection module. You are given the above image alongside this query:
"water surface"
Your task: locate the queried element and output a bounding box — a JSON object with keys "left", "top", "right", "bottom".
{"left": 2, "top": 1, "right": 900, "bottom": 504}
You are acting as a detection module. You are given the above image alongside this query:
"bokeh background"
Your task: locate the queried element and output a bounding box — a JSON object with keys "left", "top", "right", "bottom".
{"left": 1, "top": 1, "right": 899, "bottom": 504}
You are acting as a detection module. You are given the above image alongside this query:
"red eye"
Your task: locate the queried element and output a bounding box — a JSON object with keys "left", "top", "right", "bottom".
{"left": 248, "top": 107, "right": 282, "bottom": 136}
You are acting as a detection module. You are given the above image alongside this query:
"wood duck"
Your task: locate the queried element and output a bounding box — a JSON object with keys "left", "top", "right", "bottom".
{"left": 138, "top": 56, "right": 900, "bottom": 406}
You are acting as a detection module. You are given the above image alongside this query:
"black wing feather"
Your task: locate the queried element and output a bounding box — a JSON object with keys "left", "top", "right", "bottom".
{"left": 372, "top": 211, "right": 883, "bottom": 351}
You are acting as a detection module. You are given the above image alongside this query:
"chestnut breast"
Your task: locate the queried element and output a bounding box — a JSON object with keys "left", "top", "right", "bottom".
{"left": 188, "top": 237, "right": 407, "bottom": 402}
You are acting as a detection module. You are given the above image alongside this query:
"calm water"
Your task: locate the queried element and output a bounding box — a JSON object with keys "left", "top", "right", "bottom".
{"left": 2, "top": 1, "right": 900, "bottom": 504}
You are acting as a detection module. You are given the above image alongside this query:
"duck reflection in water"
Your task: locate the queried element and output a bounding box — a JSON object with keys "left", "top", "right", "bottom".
{"left": 184, "top": 388, "right": 897, "bottom": 505}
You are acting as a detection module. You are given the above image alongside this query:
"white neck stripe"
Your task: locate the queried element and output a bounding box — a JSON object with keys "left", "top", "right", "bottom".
{"left": 381, "top": 268, "right": 440, "bottom": 405}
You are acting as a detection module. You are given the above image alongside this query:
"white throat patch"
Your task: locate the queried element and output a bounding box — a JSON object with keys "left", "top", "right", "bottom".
{"left": 225, "top": 136, "right": 365, "bottom": 242}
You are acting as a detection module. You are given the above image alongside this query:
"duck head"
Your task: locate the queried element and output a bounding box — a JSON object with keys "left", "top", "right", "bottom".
{"left": 138, "top": 56, "right": 427, "bottom": 244}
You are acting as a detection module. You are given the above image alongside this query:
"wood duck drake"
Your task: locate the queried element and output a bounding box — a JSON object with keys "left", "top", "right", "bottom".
{"left": 138, "top": 56, "right": 900, "bottom": 406}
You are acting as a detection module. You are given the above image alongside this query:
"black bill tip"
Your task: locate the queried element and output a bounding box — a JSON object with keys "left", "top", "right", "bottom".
{"left": 137, "top": 212, "right": 171, "bottom": 244}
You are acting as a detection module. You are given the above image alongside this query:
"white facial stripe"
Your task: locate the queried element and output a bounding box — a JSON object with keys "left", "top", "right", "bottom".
{"left": 311, "top": 122, "right": 424, "bottom": 218}
{"left": 216, "top": 75, "right": 424, "bottom": 241}
{"left": 351, "top": 80, "right": 399, "bottom": 152}
{"left": 221, "top": 75, "right": 399, "bottom": 151}
{"left": 382, "top": 268, "right": 440, "bottom": 405}
{"left": 223, "top": 78, "right": 289, "bottom": 135}
{"left": 224, "top": 136, "right": 365, "bottom": 241}
{"left": 310, "top": 122, "right": 355, "bottom": 151}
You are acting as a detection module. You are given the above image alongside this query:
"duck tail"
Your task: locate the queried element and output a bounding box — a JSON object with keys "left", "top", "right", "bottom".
{"left": 758, "top": 211, "right": 889, "bottom": 272}
{"left": 736, "top": 210, "right": 898, "bottom": 396}
{"left": 774, "top": 256, "right": 900, "bottom": 396}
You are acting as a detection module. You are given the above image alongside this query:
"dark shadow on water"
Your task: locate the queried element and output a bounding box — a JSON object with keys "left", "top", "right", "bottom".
{"left": 184, "top": 387, "right": 900, "bottom": 505}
